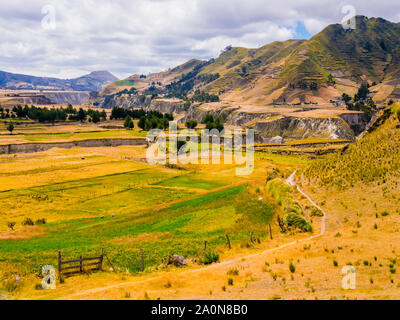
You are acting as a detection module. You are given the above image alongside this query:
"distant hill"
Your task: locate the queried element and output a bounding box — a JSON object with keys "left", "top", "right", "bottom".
{"left": 0, "top": 70, "right": 118, "bottom": 92}
{"left": 100, "top": 16, "right": 400, "bottom": 105}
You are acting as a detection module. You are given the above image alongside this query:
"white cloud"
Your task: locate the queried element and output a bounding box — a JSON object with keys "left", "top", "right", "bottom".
{"left": 0, "top": 0, "right": 399, "bottom": 79}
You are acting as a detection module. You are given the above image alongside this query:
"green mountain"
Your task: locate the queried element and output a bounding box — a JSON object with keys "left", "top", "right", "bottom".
{"left": 101, "top": 16, "right": 400, "bottom": 105}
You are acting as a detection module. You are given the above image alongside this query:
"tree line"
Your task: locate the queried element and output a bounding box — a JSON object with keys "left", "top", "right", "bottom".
{"left": 1, "top": 104, "right": 107, "bottom": 123}
{"left": 342, "top": 83, "right": 377, "bottom": 120}
{"left": 110, "top": 107, "right": 173, "bottom": 131}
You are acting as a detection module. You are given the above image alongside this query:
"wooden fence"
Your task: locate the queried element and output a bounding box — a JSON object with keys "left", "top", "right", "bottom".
{"left": 58, "top": 249, "right": 103, "bottom": 276}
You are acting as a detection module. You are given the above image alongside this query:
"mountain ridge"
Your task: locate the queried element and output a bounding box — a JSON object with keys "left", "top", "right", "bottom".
{"left": 0, "top": 70, "right": 118, "bottom": 92}
{"left": 99, "top": 15, "right": 400, "bottom": 106}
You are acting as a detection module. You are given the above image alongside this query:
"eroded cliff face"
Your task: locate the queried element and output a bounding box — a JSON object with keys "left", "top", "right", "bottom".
{"left": 100, "top": 96, "right": 187, "bottom": 114}
{"left": 100, "top": 94, "right": 368, "bottom": 142}
{"left": 181, "top": 105, "right": 366, "bottom": 142}
{"left": 42, "top": 92, "right": 90, "bottom": 105}
{"left": 143, "top": 99, "right": 187, "bottom": 114}
{"left": 254, "top": 117, "right": 355, "bottom": 143}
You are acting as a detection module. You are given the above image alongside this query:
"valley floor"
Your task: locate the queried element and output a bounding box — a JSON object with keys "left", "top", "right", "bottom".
{"left": 0, "top": 119, "right": 399, "bottom": 300}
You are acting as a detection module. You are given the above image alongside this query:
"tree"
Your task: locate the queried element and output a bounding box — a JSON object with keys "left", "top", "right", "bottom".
{"left": 342, "top": 93, "right": 352, "bottom": 105}
{"left": 138, "top": 116, "right": 146, "bottom": 130}
{"left": 92, "top": 112, "right": 100, "bottom": 123}
{"left": 354, "top": 83, "right": 370, "bottom": 102}
{"left": 124, "top": 115, "right": 133, "bottom": 128}
{"left": 202, "top": 114, "right": 214, "bottom": 124}
{"left": 7, "top": 121, "right": 14, "bottom": 134}
{"left": 185, "top": 120, "right": 197, "bottom": 129}
{"left": 77, "top": 108, "right": 87, "bottom": 122}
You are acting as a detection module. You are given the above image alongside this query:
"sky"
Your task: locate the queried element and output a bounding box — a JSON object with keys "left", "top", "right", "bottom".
{"left": 0, "top": 0, "right": 400, "bottom": 80}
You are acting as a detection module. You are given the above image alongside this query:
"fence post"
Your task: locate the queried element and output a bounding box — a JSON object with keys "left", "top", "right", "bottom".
{"left": 140, "top": 248, "right": 144, "bottom": 272}
{"left": 268, "top": 224, "right": 273, "bottom": 240}
{"left": 58, "top": 251, "right": 62, "bottom": 275}
{"left": 225, "top": 234, "right": 231, "bottom": 249}
{"left": 79, "top": 255, "right": 83, "bottom": 273}
{"left": 250, "top": 231, "right": 254, "bottom": 243}
{"left": 203, "top": 240, "right": 207, "bottom": 253}
{"left": 99, "top": 248, "right": 104, "bottom": 271}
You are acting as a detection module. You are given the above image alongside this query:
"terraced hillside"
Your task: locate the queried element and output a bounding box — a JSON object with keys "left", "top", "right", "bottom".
{"left": 99, "top": 16, "right": 400, "bottom": 107}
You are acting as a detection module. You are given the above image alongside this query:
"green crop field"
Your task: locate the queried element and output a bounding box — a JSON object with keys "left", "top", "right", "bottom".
{"left": 0, "top": 145, "right": 276, "bottom": 277}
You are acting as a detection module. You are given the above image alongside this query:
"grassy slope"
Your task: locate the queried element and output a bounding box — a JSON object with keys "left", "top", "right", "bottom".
{"left": 304, "top": 105, "right": 400, "bottom": 188}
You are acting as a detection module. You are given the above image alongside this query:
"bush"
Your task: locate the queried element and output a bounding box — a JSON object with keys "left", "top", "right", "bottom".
{"left": 289, "top": 262, "right": 296, "bottom": 273}
{"left": 285, "top": 212, "right": 313, "bottom": 232}
{"left": 22, "top": 218, "right": 34, "bottom": 226}
{"left": 227, "top": 278, "right": 234, "bottom": 286}
{"left": 185, "top": 120, "right": 197, "bottom": 129}
{"left": 227, "top": 268, "right": 239, "bottom": 276}
{"left": 7, "top": 121, "right": 14, "bottom": 134}
{"left": 201, "top": 251, "right": 220, "bottom": 265}
{"left": 310, "top": 207, "right": 323, "bottom": 217}
{"left": 7, "top": 222, "right": 16, "bottom": 230}
{"left": 35, "top": 218, "right": 47, "bottom": 225}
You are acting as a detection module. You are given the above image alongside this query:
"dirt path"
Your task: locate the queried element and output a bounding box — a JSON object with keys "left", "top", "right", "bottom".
{"left": 59, "top": 171, "right": 327, "bottom": 300}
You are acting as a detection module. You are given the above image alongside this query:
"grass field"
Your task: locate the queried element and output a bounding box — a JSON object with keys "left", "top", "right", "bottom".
{"left": 0, "top": 129, "right": 305, "bottom": 298}
{"left": 1, "top": 116, "right": 398, "bottom": 300}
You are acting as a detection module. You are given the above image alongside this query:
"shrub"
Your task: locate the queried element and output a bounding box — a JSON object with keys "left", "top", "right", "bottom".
{"left": 227, "top": 278, "right": 234, "bottom": 286}
{"left": 7, "top": 222, "right": 16, "bottom": 230}
{"left": 7, "top": 121, "right": 14, "bottom": 134}
{"left": 333, "top": 260, "right": 338, "bottom": 267}
{"left": 310, "top": 207, "right": 323, "bottom": 217}
{"left": 22, "top": 218, "right": 34, "bottom": 226}
{"left": 185, "top": 120, "right": 197, "bottom": 129}
{"left": 285, "top": 212, "right": 312, "bottom": 232}
{"left": 35, "top": 218, "right": 47, "bottom": 225}
{"left": 201, "top": 251, "right": 220, "bottom": 265}
{"left": 227, "top": 268, "right": 239, "bottom": 276}
{"left": 289, "top": 262, "right": 296, "bottom": 273}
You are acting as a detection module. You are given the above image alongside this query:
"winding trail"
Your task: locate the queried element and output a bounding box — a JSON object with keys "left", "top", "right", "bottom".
{"left": 59, "top": 171, "right": 327, "bottom": 299}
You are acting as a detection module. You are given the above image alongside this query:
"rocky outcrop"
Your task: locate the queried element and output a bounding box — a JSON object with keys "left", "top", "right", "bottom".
{"left": 143, "top": 99, "right": 187, "bottom": 114}
{"left": 254, "top": 117, "right": 356, "bottom": 143}
{"left": 4, "top": 92, "right": 90, "bottom": 105}
{"left": 42, "top": 92, "right": 90, "bottom": 105}
{"left": 99, "top": 93, "right": 368, "bottom": 143}
{"left": 0, "top": 138, "right": 146, "bottom": 155}
{"left": 101, "top": 95, "right": 187, "bottom": 114}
